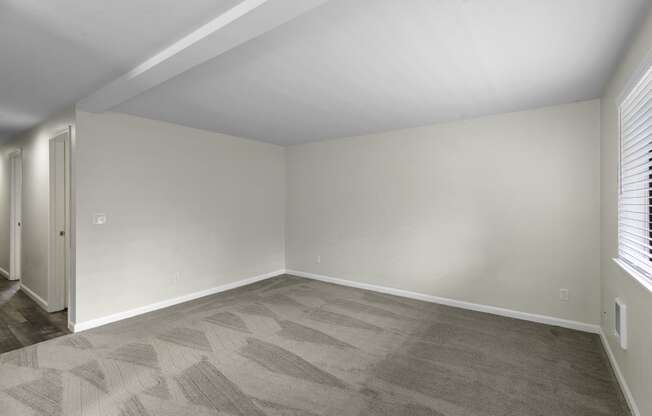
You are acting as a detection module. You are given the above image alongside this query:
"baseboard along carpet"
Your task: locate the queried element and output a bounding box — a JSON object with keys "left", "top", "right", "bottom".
{"left": 0, "top": 274, "right": 630, "bottom": 415}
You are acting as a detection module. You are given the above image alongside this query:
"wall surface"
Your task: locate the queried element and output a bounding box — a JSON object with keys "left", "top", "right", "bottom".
{"left": 600, "top": 6, "right": 652, "bottom": 416}
{"left": 74, "top": 111, "right": 286, "bottom": 324}
{"left": 287, "top": 100, "right": 601, "bottom": 326}
{"left": 0, "top": 109, "right": 75, "bottom": 301}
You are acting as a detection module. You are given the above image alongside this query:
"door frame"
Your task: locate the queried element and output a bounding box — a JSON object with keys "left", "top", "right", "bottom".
{"left": 48, "top": 127, "right": 71, "bottom": 312}
{"left": 8, "top": 150, "right": 22, "bottom": 281}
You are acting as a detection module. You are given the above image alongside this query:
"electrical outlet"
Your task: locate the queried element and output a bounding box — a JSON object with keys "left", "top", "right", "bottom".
{"left": 316, "top": 255, "right": 321, "bottom": 264}
{"left": 560, "top": 289, "right": 569, "bottom": 302}
{"left": 93, "top": 213, "right": 107, "bottom": 225}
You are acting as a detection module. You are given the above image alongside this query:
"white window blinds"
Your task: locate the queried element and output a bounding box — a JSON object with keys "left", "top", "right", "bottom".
{"left": 619, "top": 64, "right": 652, "bottom": 282}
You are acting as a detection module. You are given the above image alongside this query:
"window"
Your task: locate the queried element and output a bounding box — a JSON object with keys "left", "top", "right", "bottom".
{"left": 618, "top": 63, "right": 652, "bottom": 283}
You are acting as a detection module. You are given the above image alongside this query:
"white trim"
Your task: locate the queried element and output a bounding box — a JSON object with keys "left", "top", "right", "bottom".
{"left": 9, "top": 150, "right": 22, "bottom": 282}
{"left": 0, "top": 266, "right": 9, "bottom": 279}
{"left": 70, "top": 270, "right": 285, "bottom": 332}
{"left": 48, "top": 128, "right": 72, "bottom": 313}
{"left": 613, "top": 258, "right": 652, "bottom": 294}
{"left": 288, "top": 270, "right": 601, "bottom": 334}
{"left": 20, "top": 283, "right": 48, "bottom": 311}
{"left": 600, "top": 329, "right": 640, "bottom": 416}
{"left": 67, "top": 124, "right": 77, "bottom": 332}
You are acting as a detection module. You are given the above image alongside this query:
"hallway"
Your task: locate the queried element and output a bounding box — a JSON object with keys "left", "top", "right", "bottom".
{"left": 0, "top": 278, "right": 68, "bottom": 353}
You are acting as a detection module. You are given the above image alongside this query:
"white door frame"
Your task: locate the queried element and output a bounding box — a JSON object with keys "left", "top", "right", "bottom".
{"left": 48, "top": 128, "right": 71, "bottom": 312}
{"left": 9, "top": 150, "right": 22, "bottom": 281}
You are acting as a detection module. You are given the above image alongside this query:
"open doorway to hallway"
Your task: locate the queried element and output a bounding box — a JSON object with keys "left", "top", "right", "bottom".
{"left": 0, "top": 127, "right": 73, "bottom": 353}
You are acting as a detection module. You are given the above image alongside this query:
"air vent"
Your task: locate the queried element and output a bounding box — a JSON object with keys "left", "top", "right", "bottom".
{"left": 614, "top": 298, "right": 627, "bottom": 350}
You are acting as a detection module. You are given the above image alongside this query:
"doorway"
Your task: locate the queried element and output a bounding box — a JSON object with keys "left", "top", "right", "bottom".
{"left": 9, "top": 150, "right": 22, "bottom": 281}
{"left": 48, "top": 128, "right": 71, "bottom": 312}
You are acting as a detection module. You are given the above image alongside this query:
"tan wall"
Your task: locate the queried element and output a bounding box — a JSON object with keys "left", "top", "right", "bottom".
{"left": 74, "top": 111, "right": 286, "bottom": 324}
{"left": 600, "top": 6, "right": 652, "bottom": 415}
{"left": 287, "top": 100, "right": 601, "bottom": 326}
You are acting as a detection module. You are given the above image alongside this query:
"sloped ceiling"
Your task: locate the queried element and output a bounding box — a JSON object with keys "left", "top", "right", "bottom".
{"left": 116, "top": 0, "right": 649, "bottom": 145}
{"left": 1, "top": 0, "right": 649, "bottom": 145}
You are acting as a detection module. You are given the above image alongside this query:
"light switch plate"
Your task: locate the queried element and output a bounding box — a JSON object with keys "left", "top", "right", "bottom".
{"left": 93, "top": 213, "right": 107, "bottom": 225}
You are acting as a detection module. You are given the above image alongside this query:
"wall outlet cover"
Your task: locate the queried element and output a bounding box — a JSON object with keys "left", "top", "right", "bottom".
{"left": 559, "top": 289, "right": 569, "bottom": 301}
{"left": 93, "top": 213, "right": 107, "bottom": 225}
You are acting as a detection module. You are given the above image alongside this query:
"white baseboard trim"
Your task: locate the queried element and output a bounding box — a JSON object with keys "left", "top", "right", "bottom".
{"left": 288, "top": 270, "right": 601, "bottom": 334}
{"left": 600, "top": 328, "right": 640, "bottom": 416}
{"left": 20, "top": 283, "right": 49, "bottom": 311}
{"left": 71, "top": 269, "right": 285, "bottom": 333}
{"left": 0, "top": 266, "right": 9, "bottom": 279}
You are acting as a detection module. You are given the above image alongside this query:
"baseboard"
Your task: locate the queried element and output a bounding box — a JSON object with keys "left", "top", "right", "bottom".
{"left": 20, "top": 283, "right": 49, "bottom": 311}
{"left": 0, "top": 266, "right": 9, "bottom": 279}
{"left": 600, "top": 329, "right": 640, "bottom": 416}
{"left": 71, "top": 269, "right": 285, "bottom": 333}
{"left": 288, "top": 270, "right": 601, "bottom": 334}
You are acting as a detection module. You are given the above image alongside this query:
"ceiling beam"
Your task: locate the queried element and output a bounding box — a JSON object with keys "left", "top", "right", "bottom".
{"left": 78, "top": 0, "right": 329, "bottom": 112}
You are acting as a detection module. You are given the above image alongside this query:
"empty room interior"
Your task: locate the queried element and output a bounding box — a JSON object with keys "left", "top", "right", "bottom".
{"left": 1, "top": 1, "right": 652, "bottom": 415}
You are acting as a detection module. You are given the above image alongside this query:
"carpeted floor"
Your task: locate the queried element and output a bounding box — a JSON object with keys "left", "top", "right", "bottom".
{"left": 0, "top": 274, "right": 630, "bottom": 416}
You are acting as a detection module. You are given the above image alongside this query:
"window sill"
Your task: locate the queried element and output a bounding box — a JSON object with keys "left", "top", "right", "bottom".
{"left": 612, "top": 258, "right": 652, "bottom": 294}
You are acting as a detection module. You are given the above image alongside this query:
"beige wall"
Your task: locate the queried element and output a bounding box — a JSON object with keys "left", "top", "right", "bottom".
{"left": 0, "top": 109, "right": 75, "bottom": 300}
{"left": 74, "top": 111, "right": 286, "bottom": 324}
{"left": 600, "top": 6, "right": 652, "bottom": 416}
{"left": 287, "top": 100, "right": 601, "bottom": 326}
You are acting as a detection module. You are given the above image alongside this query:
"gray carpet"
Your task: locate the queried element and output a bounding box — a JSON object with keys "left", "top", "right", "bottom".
{"left": 0, "top": 274, "right": 630, "bottom": 416}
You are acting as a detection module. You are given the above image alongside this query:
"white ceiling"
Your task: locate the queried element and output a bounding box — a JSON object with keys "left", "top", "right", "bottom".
{"left": 1, "top": 0, "right": 649, "bottom": 145}
{"left": 116, "top": 0, "right": 649, "bottom": 145}
{"left": 0, "top": 0, "right": 241, "bottom": 143}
